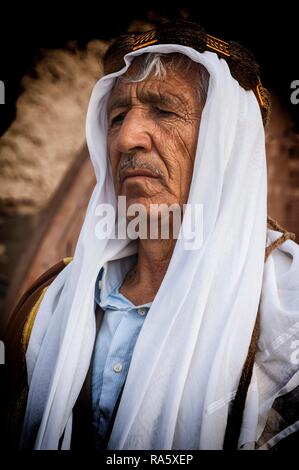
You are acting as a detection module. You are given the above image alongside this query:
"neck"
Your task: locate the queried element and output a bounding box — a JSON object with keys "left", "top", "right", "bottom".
{"left": 120, "top": 237, "right": 176, "bottom": 305}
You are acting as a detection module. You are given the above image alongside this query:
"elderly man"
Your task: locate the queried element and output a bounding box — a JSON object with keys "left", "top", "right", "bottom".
{"left": 5, "top": 20, "right": 299, "bottom": 450}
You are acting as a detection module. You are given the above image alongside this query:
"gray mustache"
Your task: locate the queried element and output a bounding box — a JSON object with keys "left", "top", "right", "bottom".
{"left": 118, "top": 155, "right": 163, "bottom": 182}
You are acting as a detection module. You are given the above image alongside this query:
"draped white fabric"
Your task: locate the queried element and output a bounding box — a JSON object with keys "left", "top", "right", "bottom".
{"left": 20, "top": 45, "right": 299, "bottom": 450}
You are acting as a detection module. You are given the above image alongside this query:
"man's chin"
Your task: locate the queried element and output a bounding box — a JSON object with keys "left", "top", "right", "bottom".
{"left": 123, "top": 196, "right": 153, "bottom": 216}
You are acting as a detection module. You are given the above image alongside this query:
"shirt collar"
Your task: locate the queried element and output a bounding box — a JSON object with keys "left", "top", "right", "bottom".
{"left": 94, "top": 254, "right": 152, "bottom": 311}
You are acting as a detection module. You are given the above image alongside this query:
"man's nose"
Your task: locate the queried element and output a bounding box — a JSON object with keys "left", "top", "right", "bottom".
{"left": 115, "top": 110, "right": 152, "bottom": 154}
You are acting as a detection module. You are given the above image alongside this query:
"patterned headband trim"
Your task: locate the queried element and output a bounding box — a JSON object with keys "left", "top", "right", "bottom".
{"left": 104, "top": 20, "right": 270, "bottom": 125}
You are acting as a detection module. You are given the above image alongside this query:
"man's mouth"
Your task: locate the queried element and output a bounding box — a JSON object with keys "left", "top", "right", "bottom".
{"left": 120, "top": 168, "right": 160, "bottom": 183}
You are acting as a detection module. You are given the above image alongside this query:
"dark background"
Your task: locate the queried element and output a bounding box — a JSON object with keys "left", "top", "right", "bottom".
{"left": 0, "top": 1, "right": 298, "bottom": 135}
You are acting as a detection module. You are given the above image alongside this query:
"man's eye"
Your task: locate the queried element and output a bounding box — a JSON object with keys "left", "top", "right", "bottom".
{"left": 154, "top": 107, "right": 175, "bottom": 117}
{"left": 110, "top": 113, "right": 126, "bottom": 126}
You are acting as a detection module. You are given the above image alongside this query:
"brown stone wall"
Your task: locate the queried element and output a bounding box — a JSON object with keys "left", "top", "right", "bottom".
{"left": 0, "top": 39, "right": 108, "bottom": 311}
{"left": 266, "top": 96, "right": 299, "bottom": 238}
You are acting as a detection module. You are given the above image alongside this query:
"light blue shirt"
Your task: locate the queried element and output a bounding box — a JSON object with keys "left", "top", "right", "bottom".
{"left": 92, "top": 255, "right": 152, "bottom": 449}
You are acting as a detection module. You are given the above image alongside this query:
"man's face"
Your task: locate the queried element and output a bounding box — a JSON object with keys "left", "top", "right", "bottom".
{"left": 107, "top": 59, "right": 203, "bottom": 213}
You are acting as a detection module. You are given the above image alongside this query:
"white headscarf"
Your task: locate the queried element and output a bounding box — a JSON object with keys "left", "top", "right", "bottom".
{"left": 20, "top": 44, "right": 299, "bottom": 450}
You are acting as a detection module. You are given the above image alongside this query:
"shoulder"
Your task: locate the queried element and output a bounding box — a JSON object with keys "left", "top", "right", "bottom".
{"left": 5, "top": 257, "right": 73, "bottom": 358}
{"left": 3, "top": 257, "right": 73, "bottom": 448}
{"left": 266, "top": 216, "right": 297, "bottom": 265}
{"left": 259, "top": 219, "right": 299, "bottom": 449}
{"left": 266, "top": 221, "right": 298, "bottom": 291}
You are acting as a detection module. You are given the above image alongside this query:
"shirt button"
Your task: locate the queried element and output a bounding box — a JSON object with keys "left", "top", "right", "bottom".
{"left": 113, "top": 363, "right": 123, "bottom": 373}
{"left": 138, "top": 308, "right": 146, "bottom": 316}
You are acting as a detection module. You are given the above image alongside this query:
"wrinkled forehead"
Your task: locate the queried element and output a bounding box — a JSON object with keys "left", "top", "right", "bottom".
{"left": 107, "top": 53, "right": 205, "bottom": 112}
{"left": 107, "top": 80, "right": 198, "bottom": 118}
